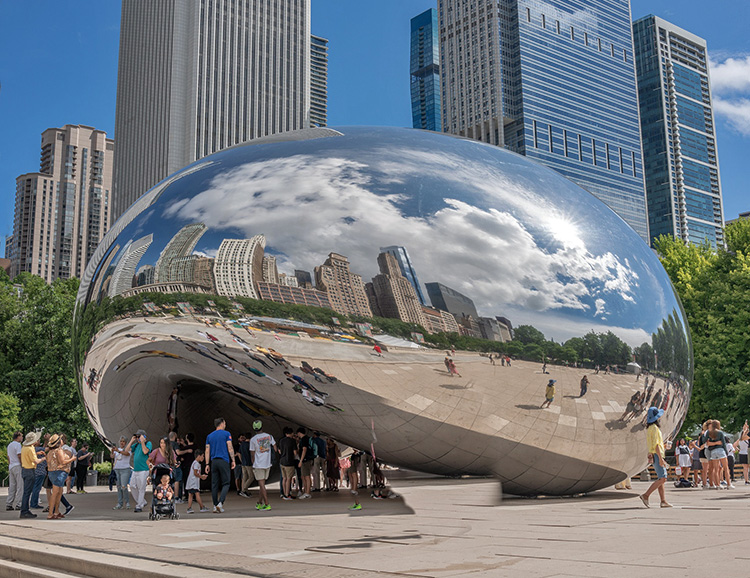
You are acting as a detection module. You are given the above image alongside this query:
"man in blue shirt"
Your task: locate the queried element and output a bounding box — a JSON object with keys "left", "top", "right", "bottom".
{"left": 205, "top": 417, "right": 235, "bottom": 513}
{"left": 311, "top": 432, "right": 327, "bottom": 492}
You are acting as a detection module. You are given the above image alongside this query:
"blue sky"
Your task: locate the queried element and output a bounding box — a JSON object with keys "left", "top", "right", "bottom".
{"left": 1, "top": 1, "right": 748, "bottom": 256}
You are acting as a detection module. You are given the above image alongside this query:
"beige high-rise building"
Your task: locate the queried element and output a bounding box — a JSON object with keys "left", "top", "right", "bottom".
{"left": 369, "top": 252, "right": 429, "bottom": 328}
{"left": 10, "top": 125, "right": 113, "bottom": 282}
{"left": 213, "top": 236, "right": 266, "bottom": 299}
{"left": 112, "top": 0, "right": 312, "bottom": 220}
{"left": 262, "top": 255, "right": 280, "bottom": 284}
{"left": 314, "top": 252, "right": 372, "bottom": 317}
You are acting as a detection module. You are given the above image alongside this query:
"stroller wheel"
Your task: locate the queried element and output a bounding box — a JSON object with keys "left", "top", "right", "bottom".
{"left": 155, "top": 514, "right": 161, "bottom": 521}
{"left": 148, "top": 513, "right": 153, "bottom": 520}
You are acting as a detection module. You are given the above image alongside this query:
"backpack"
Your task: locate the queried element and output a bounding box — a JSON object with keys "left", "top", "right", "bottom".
{"left": 674, "top": 477, "right": 693, "bottom": 488}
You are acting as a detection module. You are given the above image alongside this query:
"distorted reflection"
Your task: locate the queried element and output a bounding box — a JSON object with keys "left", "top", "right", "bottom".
{"left": 74, "top": 127, "right": 692, "bottom": 495}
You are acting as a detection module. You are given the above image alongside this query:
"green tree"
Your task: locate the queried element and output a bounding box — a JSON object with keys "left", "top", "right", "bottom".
{"left": 0, "top": 393, "right": 21, "bottom": 472}
{"left": 513, "top": 325, "right": 546, "bottom": 346}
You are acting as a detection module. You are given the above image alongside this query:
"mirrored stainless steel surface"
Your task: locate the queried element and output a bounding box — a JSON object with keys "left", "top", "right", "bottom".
{"left": 73, "top": 126, "right": 692, "bottom": 495}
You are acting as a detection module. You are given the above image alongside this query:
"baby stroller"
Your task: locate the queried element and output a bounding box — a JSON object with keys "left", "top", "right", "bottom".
{"left": 148, "top": 464, "right": 180, "bottom": 521}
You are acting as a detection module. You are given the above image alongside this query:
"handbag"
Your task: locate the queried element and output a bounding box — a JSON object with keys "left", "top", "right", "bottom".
{"left": 338, "top": 457, "right": 351, "bottom": 470}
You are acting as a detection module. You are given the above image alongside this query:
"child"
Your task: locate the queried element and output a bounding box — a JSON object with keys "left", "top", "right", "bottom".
{"left": 185, "top": 449, "right": 209, "bottom": 513}
{"left": 154, "top": 474, "right": 174, "bottom": 501}
{"left": 541, "top": 379, "right": 556, "bottom": 409}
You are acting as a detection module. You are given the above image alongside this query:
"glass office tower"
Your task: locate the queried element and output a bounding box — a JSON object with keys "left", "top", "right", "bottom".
{"left": 438, "top": 0, "right": 650, "bottom": 242}
{"left": 633, "top": 15, "right": 724, "bottom": 248}
{"left": 410, "top": 8, "right": 442, "bottom": 131}
{"left": 380, "top": 245, "right": 427, "bottom": 306}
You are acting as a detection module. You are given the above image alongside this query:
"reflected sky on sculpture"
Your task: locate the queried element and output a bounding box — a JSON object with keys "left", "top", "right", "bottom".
{"left": 74, "top": 127, "right": 692, "bottom": 495}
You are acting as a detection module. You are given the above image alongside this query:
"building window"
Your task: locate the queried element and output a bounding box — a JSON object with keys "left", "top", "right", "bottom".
{"left": 533, "top": 120, "right": 538, "bottom": 148}
{"left": 541, "top": 14, "right": 546, "bottom": 28}
{"left": 526, "top": 7, "right": 531, "bottom": 22}
{"left": 548, "top": 125, "right": 554, "bottom": 153}
{"left": 592, "top": 139, "right": 597, "bottom": 166}
{"left": 556, "top": 20, "right": 560, "bottom": 34}
{"left": 570, "top": 27, "right": 575, "bottom": 41}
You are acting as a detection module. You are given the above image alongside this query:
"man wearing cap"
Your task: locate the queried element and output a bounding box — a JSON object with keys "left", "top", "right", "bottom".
{"left": 248, "top": 420, "right": 276, "bottom": 510}
{"left": 20, "top": 431, "right": 44, "bottom": 518}
{"left": 541, "top": 379, "right": 557, "bottom": 409}
{"left": 6, "top": 432, "right": 23, "bottom": 511}
{"left": 128, "top": 430, "right": 152, "bottom": 512}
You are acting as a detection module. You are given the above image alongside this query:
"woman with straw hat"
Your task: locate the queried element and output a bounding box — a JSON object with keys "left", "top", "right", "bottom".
{"left": 638, "top": 407, "right": 672, "bottom": 508}
{"left": 46, "top": 434, "right": 77, "bottom": 519}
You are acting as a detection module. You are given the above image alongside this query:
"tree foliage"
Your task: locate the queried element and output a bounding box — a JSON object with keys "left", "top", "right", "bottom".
{"left": 0, "top": 393, "right": 21, "bottom": 472}
{"left": 654, "top": 219, "right": 750, "bottom": 432}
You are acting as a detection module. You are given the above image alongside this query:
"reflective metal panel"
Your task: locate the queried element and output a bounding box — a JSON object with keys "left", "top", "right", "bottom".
{"left": 73, "top": 127, "right": 692, "bottom": 495}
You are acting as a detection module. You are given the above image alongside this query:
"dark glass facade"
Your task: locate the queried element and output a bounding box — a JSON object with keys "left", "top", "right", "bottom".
{"left": 380, "top": 245, "right": 427, "bottom": 306}
{"left": 411, "top": 9, "right": 442, "bottom": 131}
{"left": 633, "top": 15, "right": 724, "bottom": 248}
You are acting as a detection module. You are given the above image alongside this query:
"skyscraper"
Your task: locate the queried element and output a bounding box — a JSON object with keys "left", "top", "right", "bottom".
{"left": 633, "top": 15, "right": 724, "bottom": 248}
{"left": 109, "top": 234, "right": 153, "bottom": 297}
{"left": 113, "top": 0, "right": 312, "bottom": 220}
{"left": 425, "top": 282, "right": 478, "bottom": 321}
{"left": 368, "top": 252, "right": 429, "bottom": 329}
{"left": 310, "top": 35, "right": 329, "bottom": 127}
{"left": 314, "top": 253, "right": 372, "bottom": 317}
{"left": 410, "top": 8, "right": 442, "bottom": 131}
{"left": 10, "top": 125, "right": 113, "bottom": 282}
{"left": 262, "top": 255, "right": 280, "bottom": 284}
{"left": 380, "top": 245, "right": 427, "bottom": 306}
{"left": 154, "top": 223, "right": 207, "bottom": 283}
{"left": 213, "top": 237, "right": 266, "bottom": 299}
{"left": 438, "top": 0, "right": 650, "bottom": 242}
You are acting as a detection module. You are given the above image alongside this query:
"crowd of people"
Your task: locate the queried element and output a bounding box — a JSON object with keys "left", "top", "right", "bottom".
{"left": 5, "top": 417, "right": 394, "bottom": 519}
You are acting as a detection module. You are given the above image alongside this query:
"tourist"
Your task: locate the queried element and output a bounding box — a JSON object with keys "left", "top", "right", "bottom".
{"left": 30, "top": 436, "right": 47, "bottom": 510}
{"left": 540, "top": 379, "right": 556, "bottom": 409}
{"left": 129, "top": 430, "right": 152, "bottom": 513}
{"left": 148, "top": 436, "right": 178, "bottom": 470}
{"left": 167, "top": 432, "right": 184, "bottom": 502}
{"left": 65, "top": 438, "right": 78, "bottom": 493}
{"left": 277, "top": 427, "right": 297, "bottom": 500}
{"left": 347, "top": 450, "right": 362, "bottom": 510}
{"left": 111, "top": 436, "right": 132, "bottom": 510}
{"left": 579, "top": 375, "right": 589, "bottom": 398}
{"left": 185, "top": 449, "right": 209, "bottom": 513}
{"left": 311, "top": 431, "right": 327, "bottom": 492}
{"left": 56, "top": 435, "right": 75, "bottom": 516}
{"left": 75, "top": 443, "right": 93, "bottom": 494}
{"left": 690, "top": 440, "right": 703, "bottom": 487}
{"left": 296, "top": 427, "right": 314, "bottom": 499}
{"left": 45, "top": 434, "right": 76, "bottom": 519}
{"left": 237, "top": 432, "right": 254, "bottom": 498}
{"left": 638, "top": 407, "right": 672, "bottom": 508}
{"left": 706, "top": 420, "right": 733, "bottom": 489}
{"left": 698, "top": 421, "right": 710, "bottom": 488}
{"left": 178, "top": 433, "right": 195, "bottom": 495}
{"left": 675, "top": 439, "right": 691, "bottom": 481}
{"left": 726, "top": 435, "right": 736, "bottom": 484}
{"left": 326, "top": 437, "right": 341, "bottom": 491}
{"left": 20, "top": 431, "right": 43, "bottom": 519}
{"left": 205, "top": 417, "right": 235, "bottom": 513}
{"left": 373, "top": 344, "right": 383, "bottom": 357}
{"left": 447, "top": 358, "right": 461, "bottom": 378}
{"left": 248, "top": 420, "right": 275, "bottom": 511}
{"left": 738, "top": 421, "right": 749, "bottom": 484}
{"left": 5, "top": 431, "right": 23, "bottom": 511}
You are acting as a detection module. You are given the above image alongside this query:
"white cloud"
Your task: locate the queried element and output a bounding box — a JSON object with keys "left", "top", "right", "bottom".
{"left": 165, "top": 150, "right": 641, "bottom": 324}
{"left": 710, "top": 55, "right": 750, "bottom": 136}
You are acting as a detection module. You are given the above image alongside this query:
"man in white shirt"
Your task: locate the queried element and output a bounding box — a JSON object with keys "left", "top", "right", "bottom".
{"left": 6, "top": 432, "right": 23, "bottom": 511}
{"left": 248, "top": 420, "right": 276, "bottom": 511}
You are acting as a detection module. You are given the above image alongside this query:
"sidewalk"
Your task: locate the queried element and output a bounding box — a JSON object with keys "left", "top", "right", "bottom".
{"left": 1, "top": 478, "right": 749, "bottom": 576}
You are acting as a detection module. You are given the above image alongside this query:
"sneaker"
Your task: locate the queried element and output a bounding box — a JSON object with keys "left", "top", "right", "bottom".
{"left": 79, "top": 490, "right": 87, "bottom": 494}
{"left": 351, "top": 490, "right": 358, "bottom": 496}
{"left": 212, "top": 506, "right": 219, "bottom": 513}
{"left": 660, "top": 502, "right": 673, "bottom": 508}
{"left": 134, "top": 508, "right": 143, "bottom": 513}
{"left": 125, "top": 505, "right": 131, "bottom": 510}
{"left": 745, "top": 481, "right": 749, "bottom": 485}
{"left": 372, "top": 494, "right": 383, "bottom": 500}
{"left": 729, "top": 484, "right": 736, "bottom": 489}
{"left": 217, "top": 502, "right": 224, "bottom": 513}
{"left": 298, "top": 493, "right": 310, "bottom": 500}
{"left": 5, "top": 506, "right": 13, "bottom": 511}
{"left": 113, "top": 505, "right": 123, "bottom": 510}
{"left": 238, "top": 491, "right": 249, "bottom": 498}
{"left": 186, "top": 508, "right": 195, "bottom": 514}
{"left": 261, "top": 504, "right": 271, "bottom": 511}
{"left": 199, "top": 507, "right": 210, "bottom": 512}
{"left": 348, "top": 504, "right": 362, "bottom": 510}
{"left": 20, "top": 512, "right": 37, "bottom": 519}
{"left": 175, "top": 498, "right": 184, "bottom": 504}
{"left": 255, "top": 503, "right": 262, "bottom": 510}
{"left": 282, "top": 495, "right": 293, "bottom": 501}
{"left": 638, "top": 495, "right": 649, "bottom": 508}
{"left": 64, "top": 505, "right": 75, "bottom": 516}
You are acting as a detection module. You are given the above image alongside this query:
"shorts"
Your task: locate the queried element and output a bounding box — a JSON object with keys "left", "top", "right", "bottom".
{"left": 300, "top": 461, "right": 313, "bottom": 476}
{"left": 185, "top": 488, "right": 200, "bottom": 495}
{"left": 652, "top": 455, "right": 667, "bottom": 479}
{"left": 740, "top": 454, "right": 748, "bottom": 465}
{"left": 48, "top": 470, "right": 68, "bottom": 488}
{"left": 280, "top": 465, "right": 296, "bottom": 480}
{"left": 692, "top": 461, "right": 702, "bottom": 471}
{"left": 172, "top": 466, "right": 183, "bottom": 482}
{"left": 709, "top": 447, "right": 727, "bottom": 461}
{"left": 253, "top": 467, "right": 270, "bottom": 481}
{"left": 545, "top": 397, "right": 554, "bottom": 402}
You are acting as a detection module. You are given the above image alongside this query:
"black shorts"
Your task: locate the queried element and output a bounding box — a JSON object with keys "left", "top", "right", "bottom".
{"left": 740, "top": 454, "right": 748, "bottom": 465}
{"left": 185, "top": 488, "right": 200, "bottom": 495}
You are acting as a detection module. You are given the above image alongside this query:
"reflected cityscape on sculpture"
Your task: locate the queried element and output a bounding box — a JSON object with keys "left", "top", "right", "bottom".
{"left": 73, "top": 127, "right": 692, "bottom": 496}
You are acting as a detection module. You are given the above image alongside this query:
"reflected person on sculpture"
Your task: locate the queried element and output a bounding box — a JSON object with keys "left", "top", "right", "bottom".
{"left": 73, "top": 126, "right": 692, "bottom": 496}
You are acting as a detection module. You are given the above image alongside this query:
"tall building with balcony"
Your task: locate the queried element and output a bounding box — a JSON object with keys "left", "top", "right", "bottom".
{"left": 113, "top": 0, "right": 312, "bottom": 220}
{"left": 10, "top": 125, "right": 113, "bottom": 282}
{"left": 633, "top": 15, "right": 724, "bottom": 248}
{"left": 314, "top": 253, "right": 372, "bottom": 317}
{"left": 368, "top": 252, "right": 429, "bottom": 328}
{"left": 410, "top": 8, "right": 442, "bottom": 131}
{"left": 262, "top": 255, "right": 280, "bottom": 284}
{"left": 109, "top": 234, "right": 153, "bottom": 297}
{"left": 154, "top": 223, "right": 207, "bottom": 283}
{"left": 437, "top": 0, "right": 649, "bottom": 242}
{"left": 310, "top": 35, "right": 329, "bottom": 127}
{"left": 379, "top": 245, "right": 427, "bottom": 306}
{"left": 213, "top": 236, "right": 266, "bottom": 299}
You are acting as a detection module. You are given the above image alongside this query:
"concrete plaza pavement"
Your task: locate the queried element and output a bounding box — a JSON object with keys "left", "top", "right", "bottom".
{"left": 1, "top": 476, "right": 749, "bottom": 577}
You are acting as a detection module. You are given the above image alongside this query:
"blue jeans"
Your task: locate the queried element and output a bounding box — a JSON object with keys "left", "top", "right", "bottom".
{"left": 20, "top": 468, "right": 35, "bottom": 515}
{"left": 115, "top": 468, "right": 131, "bottom": 507}
{"left": 30, "top": 474, "right": 45, "bottom": 507}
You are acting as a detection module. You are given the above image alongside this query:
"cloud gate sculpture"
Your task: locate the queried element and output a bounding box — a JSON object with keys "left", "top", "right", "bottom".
{"left": 73, "top": 127, "right": 692, "bottom": 495}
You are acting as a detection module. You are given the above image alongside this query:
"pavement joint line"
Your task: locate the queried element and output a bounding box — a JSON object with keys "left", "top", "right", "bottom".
{"left": 493, "top": 553, "right": 687, "bottom": 569}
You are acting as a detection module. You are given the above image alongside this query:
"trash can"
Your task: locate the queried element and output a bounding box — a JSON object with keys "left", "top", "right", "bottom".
{"left": 86, "top": 470, "right": 98, "bottom": 487}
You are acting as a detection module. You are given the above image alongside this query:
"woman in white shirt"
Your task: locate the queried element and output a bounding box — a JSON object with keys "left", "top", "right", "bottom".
{"left": 739, "top": 421, "right": 749, "bottom": 485}
{"left": 111, "top": 436, "right": 132, "bottom": 510}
